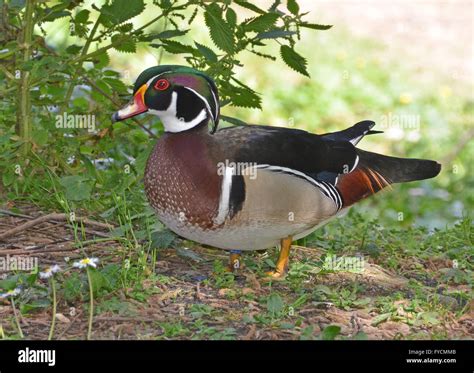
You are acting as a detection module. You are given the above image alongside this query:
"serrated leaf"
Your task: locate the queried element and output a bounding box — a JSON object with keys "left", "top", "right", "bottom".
{"left": 204, "top": 3, "right": 234, "bottom": 53}
{"left": 230, "top": 86, "right": 261, "bottom": 109}
{"left": 244, "top": 13, "right": 279, "bottom": 32}
{"left": 280, "top": 45, "right": 309, "bottom": 77}
{"left": 112, "top": 35, "right": 136, "bottom": 53}
{"left": 117, "top": 23, "right": 134, "bottom": 33}
{"left": 257, "top": 30, "right": 297, "bottom": 39}
{"left": 156, "top": 29, "right": 189, "bottom": 39}
{"left": 287, "top": 0, "right": 299, "bottom": 15}
{"left": 103, "top": 77, "right": 128, "bottom": 93}
{"left": 225, "top": 8, "right": 237, "bottom": 27}
{"left": 101, "top": 0, "right": 144, "bottom": 25}
{"left": 299, "top": 22, "right": 332, "bottom": 30}
{"left": 234, "top": 0, "right": 266, "bottom": 14}
{"left": 93, "top": 51, "right": 110, "bottom": 68}
{"left": 195, "top": 42, "right": 218, "bottom": 62}
{"left": 151, "top": 40, "right": 195, "bottom": 55}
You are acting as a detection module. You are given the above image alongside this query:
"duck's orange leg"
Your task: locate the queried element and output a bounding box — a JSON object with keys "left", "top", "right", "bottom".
{"left": 266, "top": 236, "right": 292, "bottom": 280}
{"left": 226, "top": 250, "right": 242, "bottom": 272}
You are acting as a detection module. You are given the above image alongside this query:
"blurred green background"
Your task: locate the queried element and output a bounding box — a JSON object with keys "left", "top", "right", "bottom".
{"left": 4, "top": 0, "right": 474, "bottom": 229}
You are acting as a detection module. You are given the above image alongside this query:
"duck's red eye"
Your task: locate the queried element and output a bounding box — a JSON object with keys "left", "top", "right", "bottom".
{"left": 154, "top": 79, "right": 170, "bottom": 91}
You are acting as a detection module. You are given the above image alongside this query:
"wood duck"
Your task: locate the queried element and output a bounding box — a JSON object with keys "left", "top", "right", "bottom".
{"left": 112, "top": 65, "right": 441, "bottom": 278}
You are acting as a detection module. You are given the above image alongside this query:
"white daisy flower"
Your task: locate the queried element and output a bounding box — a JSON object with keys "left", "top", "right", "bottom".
{"left": 73, "top": 257, "right": 99, "bottom": 269}
{"left": 0, "top": 287, "right": 21, "bottom": 298}
{"left": 39, "top": 264, "right": 61, "bottom": 279}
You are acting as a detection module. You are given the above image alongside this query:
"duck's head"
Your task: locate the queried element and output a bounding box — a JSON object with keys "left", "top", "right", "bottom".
{"left": 112, "top": 65, "right": 220, "bottom": 133}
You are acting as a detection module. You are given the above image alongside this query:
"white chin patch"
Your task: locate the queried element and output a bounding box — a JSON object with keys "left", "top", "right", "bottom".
{"left": 149, "top": 91, "right": 207, "bottom": 133}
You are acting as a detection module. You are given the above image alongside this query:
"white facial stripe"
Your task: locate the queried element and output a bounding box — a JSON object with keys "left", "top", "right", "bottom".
{"left": 214, "top": 166, "right": 234, "bottom": 225}
{"left": 148, "top": 91, "right": 207, "bottom": 133}
{"left": 145, "top": 71, "right": 172, "bottom": 88}
{"left": 183, "top": 86, "right": 213, "bottom": 120}
{"left": 209, "top": 84, "right": 219, "bottom": 120}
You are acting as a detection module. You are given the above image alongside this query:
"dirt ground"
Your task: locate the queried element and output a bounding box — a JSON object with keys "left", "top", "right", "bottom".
{"left": 0, "top": 209, "right": 472, "bottom": 340}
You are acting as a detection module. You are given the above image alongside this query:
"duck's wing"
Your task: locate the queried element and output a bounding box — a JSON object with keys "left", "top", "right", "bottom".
{"left": 214, "top": 123, "right": 360, "bottom": 182}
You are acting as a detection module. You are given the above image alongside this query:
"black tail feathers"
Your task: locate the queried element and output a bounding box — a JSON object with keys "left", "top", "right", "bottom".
{"left": 357, "top": 149, "right": 441, "bottom": 184}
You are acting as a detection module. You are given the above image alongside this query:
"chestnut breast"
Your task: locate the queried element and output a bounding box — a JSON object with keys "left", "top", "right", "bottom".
{"left": 144, "top": 131, "right": 222, "bottom": 229}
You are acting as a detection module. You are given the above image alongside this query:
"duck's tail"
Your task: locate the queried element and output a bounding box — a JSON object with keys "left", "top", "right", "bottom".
{"left": 337, "top": 149, "right": 441, "bottom": 207}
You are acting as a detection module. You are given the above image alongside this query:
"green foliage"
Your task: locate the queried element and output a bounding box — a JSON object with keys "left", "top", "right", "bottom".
{"left": 101, "top": 0, "right": 145, "bottom": 25}
{"left": 204, "top": 3, "right": 235, "bottom": 53}
{"left": 320, "top": 325, "right": 341, "bottom": 340}
{"left": 280, "top": 45, "right": 309, "bottom": 77}
{"left": 0, "top": 0, "right": 329, "bottom": 217}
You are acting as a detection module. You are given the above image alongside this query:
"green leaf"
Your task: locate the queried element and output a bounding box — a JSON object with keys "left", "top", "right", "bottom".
{"left": 151, "top": 40, "right": 195, "bottom": 55}
{"left": 21, "top": 299, "right": 50, "bottom": 314}
{"left": 65, "top": 44, "right": 82, "bottom": 55}
{"left": 75, "top": 9, "right": 90, "bottom": 24}
{"left": 103, "top": 77, "right": 128, "bottom": 93}
{"left": 320, "top": 325, "right": 341, "bottom": 340}
{"left": 59, "top": 175, "right": 93, "bottom": 201}
{"left": 257, "top": 30, "right": 297, "bottom": 39}
{"left": 113, "top": 40, "right": 136, "bottom": 53}
{"left": 42, "top": 9, "right": 70, "bottom": 22}
{"left": 371, "top": 312, "right": 392, "bottom": 326}
{"left": 225, "top": 8, "right": 237, "bottom": 28}
{"left": 287, "top": 0, "right": 299, "bottom": 15}
{"left": 299, "top": 22, "right": 332, "bottom": 30}
{"left": 280, "top": 45, "right": 309, "bottom": 77}
{"left": 93, "top": 51, "right": 110, "bottom": 68}
{"left": 101, "top": 0, "right": 145, "bottom": 25}
{"left": 195, "top": 42, "right": 218, "bottom": 62}
{"left": 204, "top": 3, "right": 234, "bottom": 53}
{"left": 155, "top": 29, "right": 189, "bottom": 39}
{"left": 63, "top": 273, "right": 84, "bottom": 301}
{"left": 117, "top": 23, "right": 134, "bottom": 33}
{"left": 150, "top": 230, "right": 176, "bottom": 249}
{"left": 230, "top": 85, "right": 261, "bottom": 109}
{"left": 244, "top": 13, "right": 279, "bottom": 32}
{"left": 220, "top": 115, "right": 248, "bottom": 127}
{"left": 111, "top": 34, "right": 137, "bottom": 54}
{"left": 88, "top": 268, "right": 109, "bottom": 296}
{"left": 234, "top": 0, "right": 266, "bottom": 14}
{"left": 267, "top": 293, "right": 284, "bottom": 315}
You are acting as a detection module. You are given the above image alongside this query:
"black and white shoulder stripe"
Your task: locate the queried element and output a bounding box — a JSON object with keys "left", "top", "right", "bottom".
{"left": 256, "top": 164, "right": 343, "bottom": 210}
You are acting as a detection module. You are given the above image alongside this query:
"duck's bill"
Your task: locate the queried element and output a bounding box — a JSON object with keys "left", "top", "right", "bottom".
{"left": 111, "top": 84, "right": 148, "bottom": 122}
